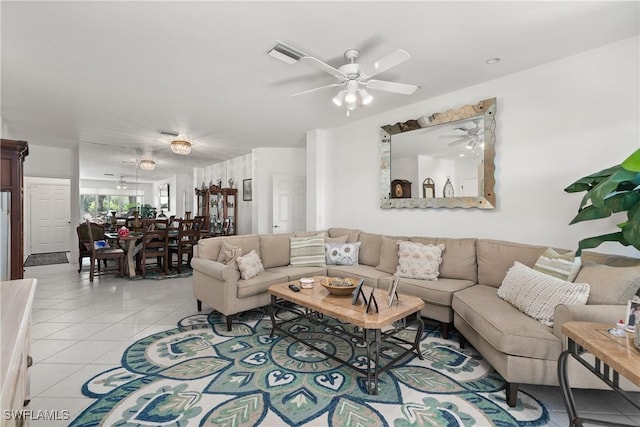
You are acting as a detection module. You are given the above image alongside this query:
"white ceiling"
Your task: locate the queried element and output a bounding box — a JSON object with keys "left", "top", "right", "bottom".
{"left": 2, "top": 1, "right": 639, "bottom": 181}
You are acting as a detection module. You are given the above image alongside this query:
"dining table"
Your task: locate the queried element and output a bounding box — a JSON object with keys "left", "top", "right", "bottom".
{"left": 105, "top": 230, "right": 180, "bottom": 278}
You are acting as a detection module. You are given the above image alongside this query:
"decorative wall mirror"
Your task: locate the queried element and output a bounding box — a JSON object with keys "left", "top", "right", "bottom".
{"left": 159, "top": 183, "right": 170, "bottom": 210}
{"left": 380, "top": 97, "right": 496, "bottom": 209}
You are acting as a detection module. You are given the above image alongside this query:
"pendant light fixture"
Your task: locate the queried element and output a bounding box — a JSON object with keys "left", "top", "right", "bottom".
{"left": 139, "top": 159, "right": 156, "bottom": 170}
{"left": 116, "top": 176, "right": 127, "bottom": 190}
{"left": 170, "top": 138, "right": 192, "bottom": 155}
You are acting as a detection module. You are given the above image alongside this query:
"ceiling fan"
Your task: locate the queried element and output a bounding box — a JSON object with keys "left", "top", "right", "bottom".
{"left": 440, "top": 118, "right": 484, "bottom": 149}
{"left": 269, "top": 42, "right": 420, "bottom": 115}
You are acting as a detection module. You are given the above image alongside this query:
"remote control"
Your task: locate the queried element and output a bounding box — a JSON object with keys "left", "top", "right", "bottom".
{"left": 289, "top": 284, "right": 300, "bottom": 292}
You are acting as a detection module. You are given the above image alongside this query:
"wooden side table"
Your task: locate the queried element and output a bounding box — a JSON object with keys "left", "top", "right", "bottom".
{"left": 558, "top": 321, "right": 640, "bottom": 427}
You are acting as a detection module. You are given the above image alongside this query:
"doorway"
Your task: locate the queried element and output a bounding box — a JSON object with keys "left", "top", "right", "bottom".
{"left": 27, "top": 180, "right": 71, "bottom": 255}
{"left": 272, "top": 174, "right": 305, "bottom": 234}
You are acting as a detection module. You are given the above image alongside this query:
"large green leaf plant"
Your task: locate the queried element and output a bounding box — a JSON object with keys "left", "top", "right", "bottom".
{"left": 565, "top": 148, "right": 640, "bottom": 254}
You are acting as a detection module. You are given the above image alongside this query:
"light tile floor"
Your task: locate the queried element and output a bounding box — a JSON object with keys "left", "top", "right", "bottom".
{"left": 22, "top": 262, "right": 639, "bottom": 426}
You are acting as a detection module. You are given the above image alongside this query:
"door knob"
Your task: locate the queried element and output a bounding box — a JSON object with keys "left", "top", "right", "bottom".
{"left": 273, "top": 225, "right": 280, "bottom": 228}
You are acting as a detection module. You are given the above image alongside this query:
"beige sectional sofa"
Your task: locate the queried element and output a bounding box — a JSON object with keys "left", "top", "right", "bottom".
{"left": 191, "top": 227, "right": 640, "bottom": 406}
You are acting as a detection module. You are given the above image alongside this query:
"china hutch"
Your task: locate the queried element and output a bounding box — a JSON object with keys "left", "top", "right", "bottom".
{"left": 195, "top": 185, "right": 238, "bottom": 236}
{"left": 1, "top": 139, "right": 29, "bottom": 280}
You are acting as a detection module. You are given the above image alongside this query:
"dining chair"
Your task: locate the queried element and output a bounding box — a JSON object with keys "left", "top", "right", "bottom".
{"left": 168, "top": 217, "right": 203, "bottom": 273}
{"left": 76, "top": 221, "right": 107, "bottom": 273}
{"left": 84, "top": 219, "right": 125, "bottom": 282}
{"left": 137, "top": 218, "right": 170, "bottom": 277}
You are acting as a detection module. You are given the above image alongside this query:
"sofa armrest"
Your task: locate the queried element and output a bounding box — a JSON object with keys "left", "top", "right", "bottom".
{"left": 553, "top": 304, "right": 627, "bottom": 340}
{"left": 191, "top": 257, "right": 240, "bottom": 282}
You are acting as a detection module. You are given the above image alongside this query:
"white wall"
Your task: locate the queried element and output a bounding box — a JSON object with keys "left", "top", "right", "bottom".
{"left": 23, "top": 144, "right": 81, "bottom": 266}
{"left": 312, "top": 36, "right": 640, "bottom": 256}
{"left": 253, "top": 147, "right": 306, "bottom": 234}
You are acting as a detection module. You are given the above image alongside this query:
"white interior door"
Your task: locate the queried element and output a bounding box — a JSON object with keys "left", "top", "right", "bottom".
{"left": 272, "top": 175, "right": 305, "bottom": 234}
{"left": 30, "top": 184, "right": 71, "bottom": 254}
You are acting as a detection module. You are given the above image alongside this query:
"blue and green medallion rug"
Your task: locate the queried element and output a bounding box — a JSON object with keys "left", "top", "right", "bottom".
{"left": 71, "top": 309, "right": 549, "bottom": 426}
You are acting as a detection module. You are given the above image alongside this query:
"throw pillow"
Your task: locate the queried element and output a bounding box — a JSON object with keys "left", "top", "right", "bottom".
{"left": 396, "top": 241, "right": 445, "bottom": 280}
{"left": 290, "top": 234, "right": 326, "bottom": 267}
{"left": 325, "top": 242, "right": 361, "bottom": 265}
{"left": 216, "top": 241, "right": 242, "bottom": 270}
{"left": 576, "top": 262, "right": 640, "bottom": 305}
{"left": 498, "top": 261, "right": 590, "bottom": 327}
{"left": 533, "top": 247, "right": 582, "bottom": 281}
{"left": 236, "top": 249, "right": 265, "bottom": 280}
{"left": 93, "top": 240, "right": 110, "bottom": 250}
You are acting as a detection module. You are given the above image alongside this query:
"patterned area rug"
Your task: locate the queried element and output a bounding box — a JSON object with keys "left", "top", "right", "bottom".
{"left": 71, "top": 310, "right": 549, "bottom": 426}
{"left": 24, "top": 252, "right": 69, "bottom": 267}
{"left": 126, "top": 267, "right": 193, "bottom": 281}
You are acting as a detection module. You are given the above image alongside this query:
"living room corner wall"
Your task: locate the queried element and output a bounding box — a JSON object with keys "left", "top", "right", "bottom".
{"left": 311, "top": 36, "right": 640, "bottom": 256}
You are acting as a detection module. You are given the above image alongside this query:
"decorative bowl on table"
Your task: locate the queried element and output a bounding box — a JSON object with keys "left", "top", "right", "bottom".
{"left": 321, "top": 277, "right": 357, "bottom": 296}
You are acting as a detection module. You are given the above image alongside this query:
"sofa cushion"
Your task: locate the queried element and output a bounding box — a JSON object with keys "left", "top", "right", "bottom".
{"left": 223, "top": 235, "right": 262, "bottom": 259}
{"left": 216, "top": 241, "right": 242, "bottom": 270}
{"left": 295, "top": 230, "right": 326, "bottom": 238}
{"left": 533, "top": 247, "right": 581, "bottom": 281}
{"left": 376, "top": 235, "right": 408, "bottom": 274}
{"left": 325, "top": 235, "right": 349, "bottom": 244}
{"left": 290, "top": 234, "right": 326, "bottom": 267}
{"left": 477, "top": 239, "right": 546, "bottom": 287}
{"left": 358, "top": 232, "right": 382, "bottom": 266}
{"left": 328, "top": 228, "right": 361, "bottom": 243}
{"left": 267, "top": 266, "right": 327, "bottom": 281}
{"left": 576, "top": 262, "right": 640, "bottom": 304}
{"left": 236, "top": 250, "right": 265, "bottom": 280}
{"left": 259, "top": 233, "right": 293, "bottom": 269}
{"left": 498, "top": 262, "right": 590, "bottom": 327}
{"left": 410, "top": 237, "right": 477, "bottom": 282}
{"left": 453, "top": 285, "right": 562, "bottom": 360}
{"left": 237, "top": 271, "right": 288, "bottom": 299}
{"left": 396, "top": 241, "right": 444, "bottom": 280}
{"left": 197, "top": 237, "right": 224, "bottom": 261}
{"left": 325, "top": 242, "right": 360, "bottom": 265}
{"left": 379, "top": 276, "right": 475, "bottom": 307}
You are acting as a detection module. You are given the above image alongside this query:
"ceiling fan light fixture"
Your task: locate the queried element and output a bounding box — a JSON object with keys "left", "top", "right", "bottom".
{"left": 116, "top": 176, "right": 127, "bottom": 190}
{"left": 140, "top": 159, "right": 156, "bottom": 170}
{"left": 344, "top": 88, "right": 357, "bottom": 104}
{"left": 359, "top": 88, "right": 373, "bottom": 105}
{"left": 170, "top": 138, "right": 192, "bottom": 155}
{"left": 332, "top": 90, "right": 346, "bottom": 106}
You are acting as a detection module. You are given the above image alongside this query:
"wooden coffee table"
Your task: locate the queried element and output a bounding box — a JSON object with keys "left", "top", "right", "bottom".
{"left": 558, "top": 321, "right": 640, "bottom": 427}
{"left": 268, "top": 276, "right": 425, "bottom": 394}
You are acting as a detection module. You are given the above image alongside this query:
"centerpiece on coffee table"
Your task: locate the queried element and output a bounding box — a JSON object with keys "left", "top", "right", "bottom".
{"left": 321, "top": 277, "right": 357, "bottom": 296}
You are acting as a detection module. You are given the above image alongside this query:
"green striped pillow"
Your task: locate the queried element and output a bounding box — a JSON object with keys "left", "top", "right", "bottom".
{"left": 289, "top": 234, "right": 326, "bottom": 267}
{"left": 533, "top": 248, "right": 582, "bottom": 281}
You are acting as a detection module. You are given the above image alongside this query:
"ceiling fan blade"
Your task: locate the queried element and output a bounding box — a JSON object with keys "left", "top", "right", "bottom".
{"left": 439, "top": 134, "right": 469, "bottom": 139}
{"left": 300, "top": 56, "right": 346, "bottom": 79}
{"left": 290, "top": 82, "right": 343, "bottom": 97}
{"left": 447, "top": 138, "right": 469, "bottom": 146}
{"left": 366, "top": 79, "right": 420, "bottom": 95}
{"left": 365, "top": 49, "right": 411, "bottom": 78}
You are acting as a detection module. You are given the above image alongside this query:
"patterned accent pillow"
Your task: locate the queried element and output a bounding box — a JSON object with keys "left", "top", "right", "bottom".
{"left": 533, "top": 248, "right": 581, "bottom": 281}
{"left": 290, "top": 234, "right": 326, "bottom": 267}
{"left": 325, "top": 242, "right": 361, "bottom": 265}
{"left": 396, "top": 241, "right": 445, "bottom": 280}
{"left": 236, "top": 249, "right": 265, "bottom": 280}
{"left": 216, "top": 241, "right": 242, "bottom": 270}
{"left": 498, "top": 261, "right": 590, "bottom": 327}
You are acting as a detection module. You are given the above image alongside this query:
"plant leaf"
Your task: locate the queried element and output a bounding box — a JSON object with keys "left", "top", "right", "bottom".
{"left": 577, "top": 232, "right": 629, "bottom": 254}
{"left": 564, "top": 165, "right": 619, "bottom": 193}
{"left": 569, "top": 205, "right": 612, "bottom": 224}
{"left": 621, "top": 148, "right": 640, "bottom": 172}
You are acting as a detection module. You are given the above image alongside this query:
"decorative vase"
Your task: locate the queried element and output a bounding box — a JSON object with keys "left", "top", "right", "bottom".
{"left": 228, "top": 178, "right": 234, "bottom": 188}
{"left": 443, "top": 177, "right": 454, "bottom": 198}
{"left": 132, "top": 210, "right": 142, "bottom": 230}
{"left": 110, "top": 211, "right": 117, "bottom": 226}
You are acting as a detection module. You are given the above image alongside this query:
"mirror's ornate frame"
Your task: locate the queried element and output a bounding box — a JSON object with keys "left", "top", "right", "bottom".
{"left": 380, "top": 97, "right": 497, "bottom": 209}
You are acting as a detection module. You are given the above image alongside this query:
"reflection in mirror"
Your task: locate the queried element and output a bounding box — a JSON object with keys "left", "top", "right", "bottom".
{"left": 380, "top": 97, "right": 496, "bottom": 209}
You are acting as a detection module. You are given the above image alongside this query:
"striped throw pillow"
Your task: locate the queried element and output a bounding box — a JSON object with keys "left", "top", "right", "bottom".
{"left": 289, "top": 234, "right": 326, "bottom": 267}
{"left": 498, "top": 262, "right": 590, "bottom": 327}
{"left": 533, "top": 248, "right": 582, "bottom": 281}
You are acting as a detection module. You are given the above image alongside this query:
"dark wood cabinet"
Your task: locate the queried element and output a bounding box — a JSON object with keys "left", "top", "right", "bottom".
{"left": 1, "top": 139, "right": 29, "bottom": 280}
{"left": 196, "top": 185, "right": 238, "bottom": 236}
